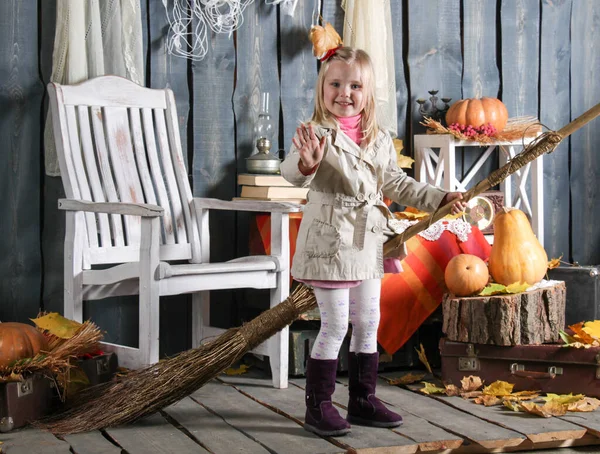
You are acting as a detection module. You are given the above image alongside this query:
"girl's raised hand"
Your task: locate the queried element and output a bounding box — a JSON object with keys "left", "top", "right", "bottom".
{"left": 292, "top": 123, "right": 325, "bottom": 170}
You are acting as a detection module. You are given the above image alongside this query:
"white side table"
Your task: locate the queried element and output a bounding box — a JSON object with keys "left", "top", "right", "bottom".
{"left": 413, "top": 134, "right": 544, "bottom": 245}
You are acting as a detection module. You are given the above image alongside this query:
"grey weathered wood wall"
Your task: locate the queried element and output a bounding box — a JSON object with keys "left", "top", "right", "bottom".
{"left": 1, "top": 0, "right": 598, "bottom": 355}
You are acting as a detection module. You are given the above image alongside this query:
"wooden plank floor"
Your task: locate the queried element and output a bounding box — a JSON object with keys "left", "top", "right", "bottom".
{"left": 3, "top": 369, "right": 600, "bottom": 454}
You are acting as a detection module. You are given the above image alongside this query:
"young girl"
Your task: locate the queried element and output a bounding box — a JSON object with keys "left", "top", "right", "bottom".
{"left": 280, "top": 47, "right": 467, "bottom": 437}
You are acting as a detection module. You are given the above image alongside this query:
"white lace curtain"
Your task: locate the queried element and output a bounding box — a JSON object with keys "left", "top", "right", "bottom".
{"left": 341, "top": 0, "right": 397, "bottom": 138}
{"left": 44, "top": 0, "right": 144, "bottom": 176}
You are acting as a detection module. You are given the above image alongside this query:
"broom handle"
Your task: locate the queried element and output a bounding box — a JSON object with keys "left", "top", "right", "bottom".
{"left": 383, "top": 102, "right": 600, "bottom": 257}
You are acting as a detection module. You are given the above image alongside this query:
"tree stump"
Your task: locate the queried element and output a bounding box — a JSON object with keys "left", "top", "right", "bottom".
{"left": 442, "top": 281, "right": 566, "bottom": 345}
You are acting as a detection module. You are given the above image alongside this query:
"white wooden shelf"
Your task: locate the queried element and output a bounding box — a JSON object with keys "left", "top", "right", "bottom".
{"left": 413, "top": 134, "right": 544, "bottom": 245}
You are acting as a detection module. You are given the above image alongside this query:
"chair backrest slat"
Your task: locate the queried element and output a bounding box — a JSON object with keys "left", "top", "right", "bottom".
{"left": 65, "top": 105, "right": 98, "bottom": 248}
{"left": 90, "top": 106, "right": 125, "bottom": 246}
{"left": 103, "top": 106, "right": 145, "bottom": 246}
{"left": 154, "top": 108, "right": 187, "bottom": 244}
{"left": 77, "top": 106, "right": 112, "bottom": 246}
{"left": 48, "top": 76, "right": 199, "bottom": 266}
{"left": 141, "top": 107, "right": 176, "bottom": 244}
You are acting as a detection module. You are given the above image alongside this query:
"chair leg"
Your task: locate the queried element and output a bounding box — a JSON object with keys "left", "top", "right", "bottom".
{"left": 268, "top": 212, "right": 290, "bottom": 389}
{"left": 64, "top": 211, "right": 84, "bottom": 322}
{"left": 192, "top": 291, "right": 210, "bottom": 348}
{"left": 138, "top": 217, "right": 161, "bottom": 367}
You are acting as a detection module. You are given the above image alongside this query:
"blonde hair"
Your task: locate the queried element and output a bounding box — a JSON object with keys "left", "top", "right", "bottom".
{"left": 312, "top": 47, "right": 379, "bottom": 146}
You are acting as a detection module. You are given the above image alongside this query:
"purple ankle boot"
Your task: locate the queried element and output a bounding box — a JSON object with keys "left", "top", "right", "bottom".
{"left": 346, "top": 352, "right": 403, "bottom": 428}
{"left": 304, "top": 358, "right": 351, "bottom": 437}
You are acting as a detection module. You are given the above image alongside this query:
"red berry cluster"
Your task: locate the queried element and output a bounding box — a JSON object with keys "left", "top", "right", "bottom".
{"left": 448, "top": 122, "right": 497, "bottom": 138}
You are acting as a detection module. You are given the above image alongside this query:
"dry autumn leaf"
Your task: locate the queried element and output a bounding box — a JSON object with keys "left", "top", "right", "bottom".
{"left": 483, "top": 381, "right": 514, "bottom": 396}
{"left": 474, "top": 395, "right": 502, "bottom": 406}
{"left": 223, "top": 364, "right": 249, "bottom": 376}
{"left": 504, "top": 400, "right": 521, "bottom": 411}
{"left": 583, "top": 320, "right": 600, "bottom": 338}
{"left": 543, "top": 393, "right": 585, "bottom": 405}
{"left": 568, "top": 397, "right": 600, "bottom": 412}
{"left": 414, "top": 344, "right": 433, "bottom": 374}
{"left": 520, "top": 401, "right": 567, "bottom": 417}
{"left": 568, "top": 322, "right": 597, "bottom": 344}
{"left": 420, "top": 382, "right": 446, "bottom": 395}
{"left": 460, "top": 390, "right": 483, "bottom": 399}
{"left": 393, "top": 139, "right": 415, "bottom": 169}
{"left": 31, "top": 312, "right": 82, "bottom": 339}
{"left": 461, "top": 375, "right": 483, "bottom": 392}
{"left": 547, "top": 255, "right": 563, "bottom": 269}
{"left": 387, "top": 372, "right": 427, "bottom": 386}
{"left": 445, "top": 384, "right": 461, "bottom": 396}
{"left": 308, "top": 22, "right": 342, "bottom": 58}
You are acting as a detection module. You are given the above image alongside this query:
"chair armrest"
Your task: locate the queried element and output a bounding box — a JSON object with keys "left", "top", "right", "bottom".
{"left": 58, "top": 199, "right": 164, "bottom": 217}
{"left": 194, "top": 197, "right": 303, "bottom": 213}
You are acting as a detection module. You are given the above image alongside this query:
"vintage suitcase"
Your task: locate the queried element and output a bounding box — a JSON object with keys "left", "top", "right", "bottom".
{"left": 547, "top": 265, "right": 600, "bottom": 326}
{"left": 440, "top": 338, "right": 600, "bottom": 397}
{"left": 78, "top": 352, "right": 118, "bottom": 386}
{"left": 0, "top": 375, "right": 55, "bottom": 432}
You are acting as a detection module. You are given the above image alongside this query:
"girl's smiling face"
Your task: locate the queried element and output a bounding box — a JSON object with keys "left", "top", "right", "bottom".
{"left": 323, "top": 60, "right": 365, "bottom": 118}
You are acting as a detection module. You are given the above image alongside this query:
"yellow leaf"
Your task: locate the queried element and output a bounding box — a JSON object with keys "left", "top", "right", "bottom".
{"left": 460, "top": 375, "right": 483, "bottom": 392}
{"left": 395, "top": 210, "right": 429, "bottom": 220}
{"left": 505, "top": 282, "right": 531, "bottom": 293}
{"left": 583, "top": 320, "right": 600, "bottom": 338}
{"left": 31, "top": 313, "right": 82, "bottom": 339}
{"left": 479, "top": 283, "right": 507, "bottom": 296}
{"left": 568, "top": 397, "right": 600, "bottom": 412}
{"left": 548, "top": 255, "right": 563, "bottom": 269}
{"left": 397, "top": 154, "right": 415, "bottom": 169}
{"left": 503, "top": 400, "right": 522, "bottom": 412}
{"left": 393, "top": 139, "right": 414, "bottom": 169}
{"left": 543, "top": 393, "right": 584, "bottom": 405}
{"left": 414, "top": 344, "right": 433, "bottom": 374}
{"left": 387, "top": 372, "right": 426, "bottom": 386}
{"left": 483, "top": 381, "right": 514, "bottom": 396}
{"left": 223, "top": 364, "right": 249, "bottom": 376}
{"left": 420, "top": 382, "right": 446, "bottom": 395}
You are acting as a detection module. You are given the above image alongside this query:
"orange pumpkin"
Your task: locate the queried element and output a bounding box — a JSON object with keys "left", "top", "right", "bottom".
{"left": 0, "top": 322, "right": 48, "bottom": 368}
{"left": 444, "top": 254, "right": 490, "bottom": 297}
{"left": 446, "top": 97, "right": 509, "bottom": 132}
{"left": 488, "top": 208, "right": 548, "bottom": 286}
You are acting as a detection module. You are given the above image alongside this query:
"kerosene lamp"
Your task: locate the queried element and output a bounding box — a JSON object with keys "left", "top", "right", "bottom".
{"left": 246, "top": 92, "right": 281, "bottom": 174}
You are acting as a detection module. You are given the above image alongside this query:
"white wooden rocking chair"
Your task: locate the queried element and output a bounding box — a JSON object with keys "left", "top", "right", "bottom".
{"left": 47, "top": 76, "right": 302, "bottom": 388}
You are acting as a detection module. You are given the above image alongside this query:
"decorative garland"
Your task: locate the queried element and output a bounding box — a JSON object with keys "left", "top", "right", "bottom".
{"left": 422, "top": 116, "right": 542, "bottom": 143}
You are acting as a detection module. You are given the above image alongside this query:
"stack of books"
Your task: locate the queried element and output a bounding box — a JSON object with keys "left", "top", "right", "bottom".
{"left": 236, "top": 173, "right": 308, "bottom": 203}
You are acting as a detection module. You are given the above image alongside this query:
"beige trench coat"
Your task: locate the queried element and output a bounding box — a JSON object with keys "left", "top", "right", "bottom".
{"left": 280, "top": 125, "right": 446, "bottom": 281}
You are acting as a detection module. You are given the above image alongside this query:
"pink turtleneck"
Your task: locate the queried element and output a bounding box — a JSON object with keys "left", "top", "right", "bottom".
{"left": 337, "top": 113, "right": 362, "bottom": 145}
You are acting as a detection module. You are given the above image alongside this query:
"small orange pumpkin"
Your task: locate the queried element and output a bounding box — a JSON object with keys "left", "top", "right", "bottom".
{"left": 0, "top": 322, "right": 48, "bottom": 368}
{"left": 446, "top": 97, "right": 508, "bottom": 132}
{"left": 444, "top": 254, "right": 490, "bottom": 297}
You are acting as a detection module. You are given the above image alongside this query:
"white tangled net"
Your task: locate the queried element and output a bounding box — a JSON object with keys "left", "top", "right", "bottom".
{"left": 163, "top": 0, "right": 299, "bottom": 61}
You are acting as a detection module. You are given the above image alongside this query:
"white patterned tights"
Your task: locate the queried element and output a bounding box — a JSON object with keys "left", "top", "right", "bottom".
{"left": 310, "top": 279, "right": 381, "bottom": 360}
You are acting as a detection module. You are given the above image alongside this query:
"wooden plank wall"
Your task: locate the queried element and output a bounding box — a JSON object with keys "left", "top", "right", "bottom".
{"left": 0, "top": 0, "right": 599, "bottom": 353}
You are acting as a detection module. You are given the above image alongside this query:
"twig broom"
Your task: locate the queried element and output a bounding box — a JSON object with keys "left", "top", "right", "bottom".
{"left": 42, "top": 102, "right": 600, "bottom": 434}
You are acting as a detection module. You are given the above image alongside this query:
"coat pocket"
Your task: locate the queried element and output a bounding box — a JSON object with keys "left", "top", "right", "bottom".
{"left": 305, "top": 220, "right": 341, "bottom": 258}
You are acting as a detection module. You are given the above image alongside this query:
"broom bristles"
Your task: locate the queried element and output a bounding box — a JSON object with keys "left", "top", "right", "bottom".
{"left": 41, "top": 284, "right": 317, "bottom": 434}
